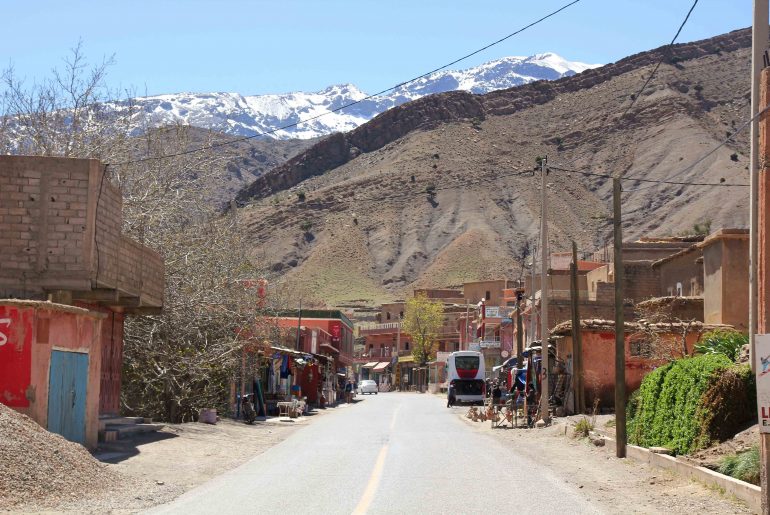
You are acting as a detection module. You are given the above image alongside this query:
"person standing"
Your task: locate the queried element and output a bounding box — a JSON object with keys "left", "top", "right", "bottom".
{"left": 344, "top": 380, "right": 353, "bottom": 403}
{"left": 447, "top": 383, "right": 456, "bottom": 408}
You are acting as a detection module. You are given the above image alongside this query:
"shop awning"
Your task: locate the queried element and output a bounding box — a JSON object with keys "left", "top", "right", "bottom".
{"left": 373, "top": 362, "right": 390, "bottom": 371}
{"left": 362, "top": 362, "right": 378, "bottom": 368}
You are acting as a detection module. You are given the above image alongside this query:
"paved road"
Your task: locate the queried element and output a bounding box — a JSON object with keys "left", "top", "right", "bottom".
{"left": 148, "top": 393, "right": 598, "bottom": 515}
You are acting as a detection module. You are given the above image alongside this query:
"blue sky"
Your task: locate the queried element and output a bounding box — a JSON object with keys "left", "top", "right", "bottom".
{"left": 1, "top": 1, "right": 752, "bottom": 97}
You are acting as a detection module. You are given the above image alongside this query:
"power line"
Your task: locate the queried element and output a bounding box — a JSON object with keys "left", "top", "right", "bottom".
{"left": 548, "top": 164, "right": 748, "bottom": 187}
{"left": 556, "top": 0, "right": 700, "bottom": 172}
{"left": 620, "top": 101, "right": 770, "bottom": 191}
{"left": 108, "top": 0, "right": 583, "bottom": 168}
{"left": 616, "top": 0, "right": 699, "bottom": 125}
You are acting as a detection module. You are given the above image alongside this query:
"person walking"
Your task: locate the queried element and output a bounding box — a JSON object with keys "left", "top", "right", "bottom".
{"left": 447, "top": 383, "right": 456, "bottom": 408}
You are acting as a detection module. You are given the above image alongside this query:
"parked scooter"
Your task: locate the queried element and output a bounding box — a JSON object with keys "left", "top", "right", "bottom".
{"left": 242, "top": 394, "right": 257, "bottom": 424}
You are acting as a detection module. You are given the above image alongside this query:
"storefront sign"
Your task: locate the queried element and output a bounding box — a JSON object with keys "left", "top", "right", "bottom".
{"left": 330, "top": 322, "right": 341, "bottom": 343}
{"left": 479, "top": 340, "right": 501, "bottom": 349}
{"left": 484, "top": 307, "right": 500, "bottom": 318}
{"left": 468, "top": 343, "right": 481, "bottom": 352}
{"left": 756, "top": 334, "right": 770, "bottom": 433}
{"left": 435, "top": 352, "right": 451, "bottom": 363}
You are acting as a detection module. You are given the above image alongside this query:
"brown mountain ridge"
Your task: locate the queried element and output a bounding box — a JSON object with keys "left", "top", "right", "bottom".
{"left": 236, "top": 28, "right": 755, "bottom": 307}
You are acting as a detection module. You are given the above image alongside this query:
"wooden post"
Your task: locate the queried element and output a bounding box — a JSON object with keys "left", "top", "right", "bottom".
{"left": 613, "top": 178, "right": 627, "bottom": 458}
{"left": 570, "top": 241, "right": 585, "bottom": 414}
{"left": 540, "top": 156, "right": 550, "bottom": 424}
{"left": 516, "top": 291, "right": 524, "bottom": 369}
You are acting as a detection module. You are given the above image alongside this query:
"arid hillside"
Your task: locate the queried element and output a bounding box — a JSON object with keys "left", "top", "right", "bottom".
{"left": 236, "top": 28, "right": 754, "bottom": 307}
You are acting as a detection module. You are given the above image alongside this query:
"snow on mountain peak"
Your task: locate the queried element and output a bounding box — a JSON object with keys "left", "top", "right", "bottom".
{"left": 126, "top": 53, "right": 602, "bottom": 140}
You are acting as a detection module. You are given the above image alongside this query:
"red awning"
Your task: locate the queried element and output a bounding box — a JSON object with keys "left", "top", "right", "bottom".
{"left": 373, "top": 362, "right": 390, "bottom": 371}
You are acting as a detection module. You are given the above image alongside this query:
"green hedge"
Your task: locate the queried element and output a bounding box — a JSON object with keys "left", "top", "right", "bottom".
{"left": 627, "top": 354, "right": 733, "bottom": 454}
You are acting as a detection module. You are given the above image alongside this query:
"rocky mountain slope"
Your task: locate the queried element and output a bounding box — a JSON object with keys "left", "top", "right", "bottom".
{"left": 120, "top": 54, "right": 598, "bottom": 140}
{"left": 236, "top": 28, "right": 754, "bottom": 307}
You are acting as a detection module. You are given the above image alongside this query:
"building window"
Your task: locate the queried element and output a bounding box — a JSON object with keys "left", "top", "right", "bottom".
{"left": 404, "top": 341, "right": 410, "bottom": 351}
{"left": 676, "top": 282, "right": 683, "bottom": 296}
{"left": 386, "top": 312, "right": 391, "bottom": 320}
{"left": 399, "top": 311, "right": 403, "bottom": 318}
{"left": 629, "top": 336, "right": 652, "bottom": 358}
{"left": 485, "top": 291, "right": 491, "bottom": 300}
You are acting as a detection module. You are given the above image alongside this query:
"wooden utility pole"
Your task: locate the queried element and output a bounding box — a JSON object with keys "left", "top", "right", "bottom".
{"left": 570, "top": 240, "right": 585, "bottom": 414}
{"left": 613, "top": 178, "right": 626, "bottom": 458}
{"left": 750, "top": 3, "right": 769, "bottom": 511}
{"left": 516, "top": 290, "right": 524, "bottom": 369}
{"left": 539, "top": 157, "right": 550, "bottom": 424}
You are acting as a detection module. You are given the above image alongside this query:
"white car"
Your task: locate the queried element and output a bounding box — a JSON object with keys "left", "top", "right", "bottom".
{"left": 358, "top": 379, "right": 378, "bottom": 395}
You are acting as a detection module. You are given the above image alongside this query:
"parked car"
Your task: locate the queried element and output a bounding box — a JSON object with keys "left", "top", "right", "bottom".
{"left": 358, "top": 379, "right": 378, "bottom": 395}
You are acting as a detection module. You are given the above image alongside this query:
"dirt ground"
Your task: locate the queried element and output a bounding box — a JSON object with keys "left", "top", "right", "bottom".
{"left": 458, "top": 410, "right": 752, "bottom": 514}
{"left": 17, "top": 414, "right": 316, "bottom": 514}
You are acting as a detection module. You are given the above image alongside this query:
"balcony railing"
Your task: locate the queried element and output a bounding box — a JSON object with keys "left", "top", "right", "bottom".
{"left": 358, "top": 322, "right": 403, "bottom": 335}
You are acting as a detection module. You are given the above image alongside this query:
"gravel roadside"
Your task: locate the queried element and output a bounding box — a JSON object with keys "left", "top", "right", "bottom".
{"left": 455, "top": 407, "right": 751, "bottom": 514}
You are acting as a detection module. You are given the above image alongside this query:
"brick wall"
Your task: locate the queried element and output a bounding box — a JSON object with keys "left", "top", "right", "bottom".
{"left": 0, "top": 156, "right": 95, "bottom": 295}
{"left": 0, "top": 156, "right": 163, "bottom": 308}
{"left": 623, "top": 262, "right": 661, "bottom": 302}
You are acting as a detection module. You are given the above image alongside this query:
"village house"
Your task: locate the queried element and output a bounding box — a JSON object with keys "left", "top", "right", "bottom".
{"left": 0, "top": 156, "right": 165, "bottom": 447}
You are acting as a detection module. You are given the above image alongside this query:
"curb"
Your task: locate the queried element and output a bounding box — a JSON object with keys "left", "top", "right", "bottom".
{"left": 586, "top": 427, "right": 760, "bottom": 512}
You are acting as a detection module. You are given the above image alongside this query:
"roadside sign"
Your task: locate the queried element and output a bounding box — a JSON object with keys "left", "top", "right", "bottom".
{"left": 755, "top": 334, "right": 770, "bottom": 433}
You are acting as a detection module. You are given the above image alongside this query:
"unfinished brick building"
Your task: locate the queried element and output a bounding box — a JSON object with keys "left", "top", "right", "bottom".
{"left": 0, "top": 155, "right": 164, "bottom": 419}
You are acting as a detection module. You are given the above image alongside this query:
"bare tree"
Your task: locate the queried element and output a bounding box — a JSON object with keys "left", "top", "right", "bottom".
{"left": 1, "top": 44, "right": 276, "bottom": 421}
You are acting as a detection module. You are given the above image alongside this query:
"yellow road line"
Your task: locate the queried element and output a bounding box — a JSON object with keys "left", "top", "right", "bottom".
{"left": 352, "top": 407, "right": 400, "bottom": 515}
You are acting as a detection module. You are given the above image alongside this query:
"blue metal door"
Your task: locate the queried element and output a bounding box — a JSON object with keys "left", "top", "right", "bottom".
{"left": 48, "top": 350, "right": 89, "bottom": 445}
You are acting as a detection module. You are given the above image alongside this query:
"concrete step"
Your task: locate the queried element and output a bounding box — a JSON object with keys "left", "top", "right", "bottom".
{"left": 108, "top": 422, "right": 165, "bottom": 438}
{"left": 99, "top": 416, "right": 145, "bottom": 429}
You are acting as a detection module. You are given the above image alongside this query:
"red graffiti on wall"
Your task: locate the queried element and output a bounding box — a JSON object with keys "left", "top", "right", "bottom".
{"left": 0, "top": 306, "right": 33, "bottom": 407}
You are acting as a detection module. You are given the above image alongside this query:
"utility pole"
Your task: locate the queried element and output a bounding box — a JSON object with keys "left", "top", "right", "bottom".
{"left": 751, "top": 0, "right": 769, "bottom": 376}
{"left": 613, "top": 178, "right": 626, "bottom": 458}
{"left": 570, "top": 240, "right": 585, "bottom": 414}
{"left": 516, "top": 289, "right": 524, "bottom": 369}
{"left": 539, "top": 157, "right": 550, "bottom": 425}
{"left": 396, "top": 313, "right": 401, "bottom": 391}
{"left": 295, "top": 299, "right": 302, "bottom": 351}
{"left": 529, "top": 241, "right": 537, "bottom": 346}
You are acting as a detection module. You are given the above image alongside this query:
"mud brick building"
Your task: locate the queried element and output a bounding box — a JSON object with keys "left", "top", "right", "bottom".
{"left": 0, "top": 156, "right": 164, "bottom": 440}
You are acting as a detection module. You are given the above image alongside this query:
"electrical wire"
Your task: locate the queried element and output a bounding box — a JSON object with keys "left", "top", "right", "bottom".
{"left": 554, "top": 0, "right": 701, "bottom": 172}
{"left": 548, "top": 164, "right": 748, "bottom": 187}
{"left": 107, "top": 0, "right": 583, "bottom": 168}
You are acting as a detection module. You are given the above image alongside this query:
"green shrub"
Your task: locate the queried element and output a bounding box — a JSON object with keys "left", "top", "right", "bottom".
{"left": 627, "top": 354, "right": 732, "bottom": 454}
{"left": 717, "top": 446, "right": 760, "bottom": 485}
{"left": 694, "top": 329, "right": 748, "bottom": 362}
{"left": 695, "top": 364, "right": 756, "bottom": 449}
{"left": 574, "top": 417, "right": 593, "bottom": 438}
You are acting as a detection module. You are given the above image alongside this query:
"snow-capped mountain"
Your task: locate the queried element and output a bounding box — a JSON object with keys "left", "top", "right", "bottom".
{"left": 127, "top": 53, "right": 600, "bottom": 140}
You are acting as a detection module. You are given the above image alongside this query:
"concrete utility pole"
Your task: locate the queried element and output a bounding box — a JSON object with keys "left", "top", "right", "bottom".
{"left": 751, "top": 0, "right": 769, "bottom": 375}
{"left": 749, "top": 4, "right": 769, "bottom": 510}
{"left": 540, "top": 157, "right": 550, "bottom": 424}
{"left": 613, "top": 178, "right": 626, "bottom": 458}
{"left": 570, "top": 240, "right": 585, "bottom": 414}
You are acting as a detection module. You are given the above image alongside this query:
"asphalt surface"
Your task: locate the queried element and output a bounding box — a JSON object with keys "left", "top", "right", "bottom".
{"left": 147, "top": 393, "right": 599, "bottom": 515}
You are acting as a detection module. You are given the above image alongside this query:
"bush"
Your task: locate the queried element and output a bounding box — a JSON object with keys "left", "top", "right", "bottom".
{"left": 627, "top": 354, "right": 732, "bottom": 454}
{"left": 695, "top": 329, "right": 748, "bottom": 362}
{"left": 695, "top": 364, "right": 756, "bottom": 448}
{"left": 718, "top": 446, "right": 760, "bottom": 485}
{"left": 574, "top": 417, "right": 593, "bottom": 438}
